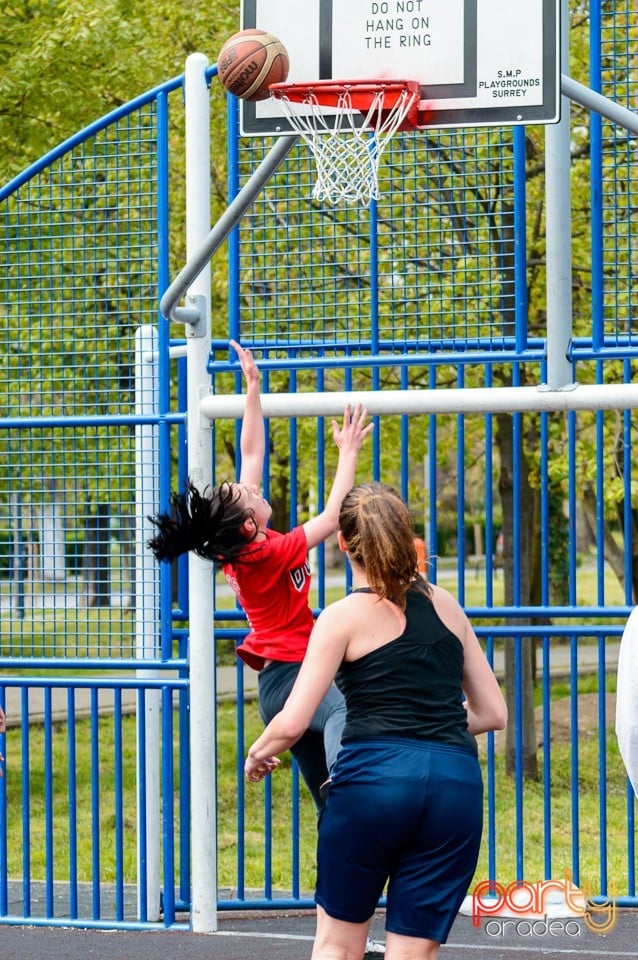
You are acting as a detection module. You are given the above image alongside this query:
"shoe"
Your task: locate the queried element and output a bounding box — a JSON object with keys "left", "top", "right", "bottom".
{"left": 364, "top": 935, "right": 386, "bottom": 955}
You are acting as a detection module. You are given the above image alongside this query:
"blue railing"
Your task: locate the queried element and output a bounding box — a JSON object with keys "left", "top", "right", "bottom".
{"left": 1, "top": 3, "right": 638, "bottom": 932}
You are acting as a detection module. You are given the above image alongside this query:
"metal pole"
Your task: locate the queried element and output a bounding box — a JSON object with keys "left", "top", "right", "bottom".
{"left": 562, "top": 74, "right": 638, "bottom": 137}
{"left": 200, "top": 383, "right": 638, "bottom": 420}
{"left": 182, "top": 53, "right": 217, "bottom": 934}
{"left": 545, "top": 0, "right": 574, "bottom": 391}
{"left": 134, "top": 325, "right": 161, "bottom": 921}
{"left": 159, "top": 134, "right": 298, "bottom": 327}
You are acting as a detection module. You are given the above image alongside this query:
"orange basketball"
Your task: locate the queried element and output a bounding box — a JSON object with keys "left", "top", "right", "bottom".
{"left": 217, "top": 29, "right": 289, "bottom": 102}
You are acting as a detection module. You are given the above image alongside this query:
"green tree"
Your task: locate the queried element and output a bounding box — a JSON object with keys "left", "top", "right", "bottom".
{"left": 0, "top": 0, "right": 241, "bottom": 605}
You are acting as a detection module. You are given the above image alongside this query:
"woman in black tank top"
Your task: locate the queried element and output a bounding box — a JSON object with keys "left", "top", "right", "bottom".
{"left": 245, "top": 482, "right": 507, "bottom": 960}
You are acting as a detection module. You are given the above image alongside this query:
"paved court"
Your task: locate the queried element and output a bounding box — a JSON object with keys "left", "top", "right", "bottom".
{"left": 1, "top": 907, "right": 636, "bottom": 960}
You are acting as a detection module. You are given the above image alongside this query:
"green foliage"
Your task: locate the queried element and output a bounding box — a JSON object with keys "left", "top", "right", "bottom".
{"left": 0, "top": 0, "right": 238, "bottom": 185}
{"left": 547, "top": 481, "right": 570, "bottom": 605}
{"left": 3, "top": 0, "right": 637, "bottom": 578}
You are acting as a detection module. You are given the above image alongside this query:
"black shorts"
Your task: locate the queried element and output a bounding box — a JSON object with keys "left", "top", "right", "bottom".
{"left": 315, "top": 737, "right": 483, "bottom": 943}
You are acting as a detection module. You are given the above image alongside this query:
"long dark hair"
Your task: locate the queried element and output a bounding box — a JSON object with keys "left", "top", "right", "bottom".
{"left": 147, "top": 480, "right": 259, "bottom": 564}
{"left": 339, "top": 482, "right": 430, "bottom": 609}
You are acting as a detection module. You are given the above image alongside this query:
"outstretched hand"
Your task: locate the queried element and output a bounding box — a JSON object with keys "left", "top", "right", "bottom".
{"left": 331, "top": 403, "right": 374, "bottom": 453}
{"left": 230, "top": 339, "right": 260, "bottom": 389}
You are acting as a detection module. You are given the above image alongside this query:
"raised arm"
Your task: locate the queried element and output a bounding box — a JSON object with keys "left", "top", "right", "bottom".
{"left": 230, "top": 339, "right": 264, "bottom": 489}
{"left": 302, "top": 404, "right": 373, "bottom": 551}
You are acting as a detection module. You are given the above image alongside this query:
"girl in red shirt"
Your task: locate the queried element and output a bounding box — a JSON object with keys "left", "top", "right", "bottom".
{"left": 148, "top": 340, "right": 373, "bottom": 811}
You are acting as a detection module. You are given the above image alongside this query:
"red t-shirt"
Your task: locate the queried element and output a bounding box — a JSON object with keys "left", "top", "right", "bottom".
{"left": 224, "top": 526, "right": 314, "bottom": 671}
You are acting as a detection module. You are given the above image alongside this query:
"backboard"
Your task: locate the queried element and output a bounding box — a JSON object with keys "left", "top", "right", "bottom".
{"left": 238, "top": 0, "right": 559, "bottom": 135}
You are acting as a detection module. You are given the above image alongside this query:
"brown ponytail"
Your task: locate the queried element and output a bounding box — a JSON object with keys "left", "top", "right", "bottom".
{"left": 338, "top": 482, "right": 430, "bottom": 609}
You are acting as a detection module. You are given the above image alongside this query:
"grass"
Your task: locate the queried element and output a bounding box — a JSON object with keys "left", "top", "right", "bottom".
{"left": 222, "top": 700, "right": 636, "bottom": 898}
{"left": 2, "top": 709, "right": 141, "bottom": 882}
{"left": 2, "top": 693, "right": 633, "bottom": 900}
{"left": 0, "top": 599, "right": 136, "bottom": 661}
{"left": 473, "top": 732, "right": 632, "bottom": 895}
{"left": 0, "top": 555, "right": 631, "bottom": 898}
{"left": 213, "top": 557, "right": 628, "bottom": 664}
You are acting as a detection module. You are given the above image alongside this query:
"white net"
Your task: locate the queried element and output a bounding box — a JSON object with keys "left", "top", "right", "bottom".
{"left": 272, "top": 86, "right": 419, "bottom": 206}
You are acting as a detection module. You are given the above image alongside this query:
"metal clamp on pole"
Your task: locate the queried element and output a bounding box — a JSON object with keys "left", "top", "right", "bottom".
{"left": 173, "top": 294, "right": 207, "bottom": 338}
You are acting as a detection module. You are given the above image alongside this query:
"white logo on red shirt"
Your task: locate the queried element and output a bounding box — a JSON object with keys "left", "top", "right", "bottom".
{"left": 289, "top": 561, "right": 311, "bottom": 592}
{"left": 225, "top": 572, "right": 241, "bottom": 600}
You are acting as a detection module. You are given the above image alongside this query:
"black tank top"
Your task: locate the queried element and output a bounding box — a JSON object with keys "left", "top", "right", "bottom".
{"left": 335, "top": 585, "right": 477, "bottom": 756}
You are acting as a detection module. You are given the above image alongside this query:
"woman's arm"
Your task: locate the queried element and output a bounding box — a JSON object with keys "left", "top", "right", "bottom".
{"left": 430, "top": 584, "right": 507, "bottom": 735}
{"left": 231, "top": 339, "right": 265, "bottom": 489}
{"left": 301, "top": 405, "right": 373, "bottom": 551}
{"left": 461, "top": 625, "right": 508, "bottom": 735}
{"left": 244, "top": 603, "right": 349, "bottom": 780}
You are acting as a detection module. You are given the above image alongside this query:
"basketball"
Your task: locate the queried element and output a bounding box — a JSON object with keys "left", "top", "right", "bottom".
{"left": 217, "top": 29, "right": 289, "bottom": 102}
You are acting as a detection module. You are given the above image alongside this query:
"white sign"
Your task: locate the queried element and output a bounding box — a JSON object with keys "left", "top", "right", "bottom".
{"left": 238, "top": 0, "right": 558, "bottom": 134}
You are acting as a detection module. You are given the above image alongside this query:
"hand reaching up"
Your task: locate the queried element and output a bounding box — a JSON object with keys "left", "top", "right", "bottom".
{"left": 331, "top": 403, "right": 374, "bottom": 455}
{"left": 230, "top": 339, "right": 260, "bottom": 390}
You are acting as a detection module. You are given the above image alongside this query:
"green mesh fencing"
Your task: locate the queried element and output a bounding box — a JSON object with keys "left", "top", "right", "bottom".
{"left": 0, "top": 89, "right": 180, "bottom": 658}
{"left": 233, "top": 128, "right": 523, "bottom": 355}
{"left": 599, "top": 4, "right": 638, "bottom": 348}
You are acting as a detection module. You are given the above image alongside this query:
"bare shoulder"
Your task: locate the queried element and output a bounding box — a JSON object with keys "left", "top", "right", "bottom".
{"left": 429, "top": 582, "right": 462, "bottom": 610}
{"left": 428, "top": 583, "right": 469, "bottom": 636}
{"left": 311, "top": 595, "right": 363, "bottom": 654}
{"left": 316, "top": 592, "right": 366, "bottom": 628}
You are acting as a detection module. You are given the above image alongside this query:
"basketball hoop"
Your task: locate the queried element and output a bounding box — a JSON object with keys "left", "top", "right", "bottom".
{"left": 269, "top": 79, "right": 421, "bottom": 206}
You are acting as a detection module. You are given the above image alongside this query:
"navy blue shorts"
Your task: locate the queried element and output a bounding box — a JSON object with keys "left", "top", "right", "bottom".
{"left": 315, "top": 738, "right": 483, "bottom": 943}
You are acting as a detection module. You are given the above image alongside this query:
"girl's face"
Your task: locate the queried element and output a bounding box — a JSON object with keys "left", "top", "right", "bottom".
{"left": 237, "top": 483, "right": 272, "bottom": 531}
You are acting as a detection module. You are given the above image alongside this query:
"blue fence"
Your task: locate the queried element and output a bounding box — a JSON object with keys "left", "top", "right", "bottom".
{"left": 1, "top": 2, "right": 637, "bottom": 930}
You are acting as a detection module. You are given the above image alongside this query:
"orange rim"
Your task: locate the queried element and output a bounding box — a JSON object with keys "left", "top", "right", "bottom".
{"left": 270, "top": 78, "right": 421, "bottom": 126}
